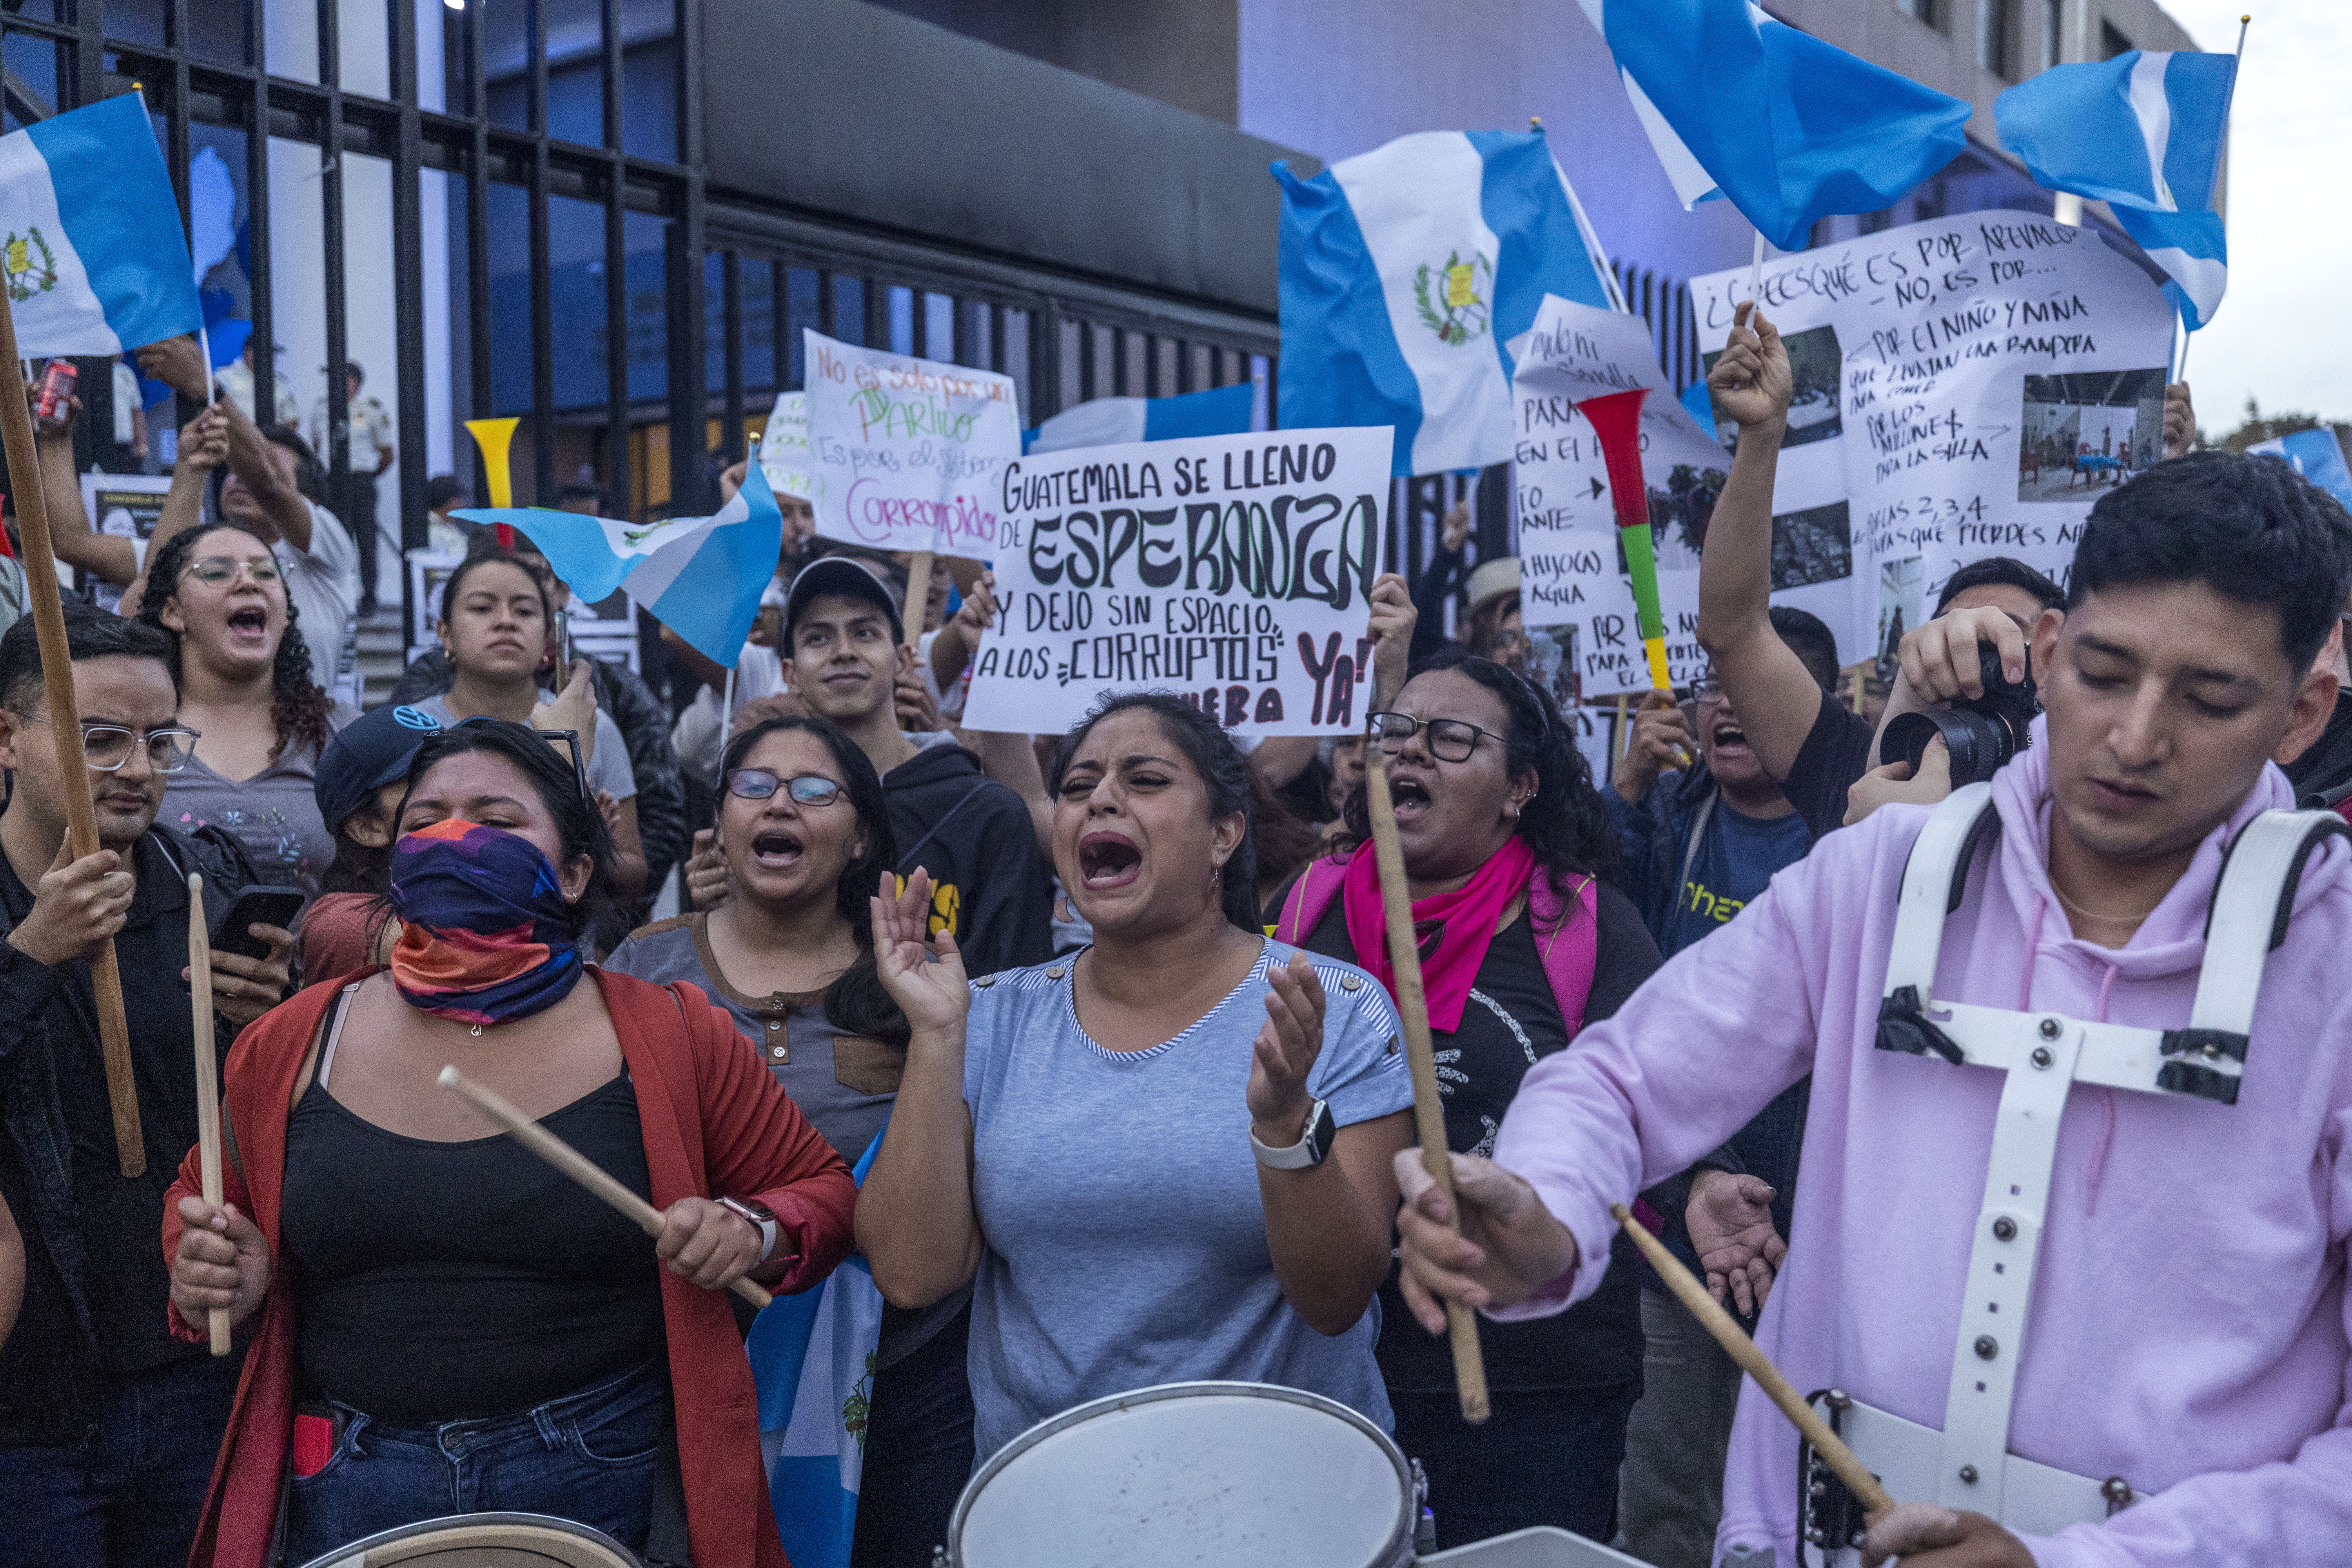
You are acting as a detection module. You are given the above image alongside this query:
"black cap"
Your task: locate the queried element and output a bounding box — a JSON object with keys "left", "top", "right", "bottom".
{"left": 782, "top": 554, "right": 903, "bottom": 649}
{"left": 315, "top": 703, "right": 444, "bottom": 833}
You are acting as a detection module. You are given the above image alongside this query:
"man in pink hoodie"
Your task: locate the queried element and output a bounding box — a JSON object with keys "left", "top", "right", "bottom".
{"left": 1395, "top": 308, "right": 2352, "bottom": 1568}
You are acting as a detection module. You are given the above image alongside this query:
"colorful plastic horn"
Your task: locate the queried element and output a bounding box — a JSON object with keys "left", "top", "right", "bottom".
{"left": 465, "top": 416, "right": 521, "bottom": 547}
{"left": 1575, "top": 388, "right": 1670, "bottom": 691}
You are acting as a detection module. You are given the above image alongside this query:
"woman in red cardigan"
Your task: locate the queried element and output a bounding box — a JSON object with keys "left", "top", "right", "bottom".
{"left": 164, "top": 719, "right": 856, "bottom": 1568}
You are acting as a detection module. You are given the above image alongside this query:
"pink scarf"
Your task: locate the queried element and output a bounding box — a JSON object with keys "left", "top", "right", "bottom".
{"left": 1341, "top": 836, "right": 1535, "bottom": 1033}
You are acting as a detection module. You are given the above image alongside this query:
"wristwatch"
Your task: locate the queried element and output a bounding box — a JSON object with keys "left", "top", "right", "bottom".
{"left": 1250, "top": 1098, "right": 1336, "bottom": 1170}
{"left": 717, "top": 1196, "right": 778, "bottom": 1261}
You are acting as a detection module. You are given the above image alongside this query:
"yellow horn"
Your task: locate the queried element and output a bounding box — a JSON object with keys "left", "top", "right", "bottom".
{"left": 464, "top": 417, "right": 521, "bottom": 509}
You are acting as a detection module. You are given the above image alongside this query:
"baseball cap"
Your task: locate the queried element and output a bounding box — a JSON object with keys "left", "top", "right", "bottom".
{"left": 1465, "top": 557, "right": 1521, "bottom": 616}
{"left": 782, "top": 554, "right": 904, "bottom": 649}
{"left": 315, "top": 702, "right": 444, "bottom": 834}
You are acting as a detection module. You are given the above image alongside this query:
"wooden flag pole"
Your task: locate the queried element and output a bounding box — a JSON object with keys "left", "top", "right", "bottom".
{"left": 186, "top": 875, "right": 229, "bottom": 1356}
{"left": 1612, "top": 1203, "right": 1893, "bottom": 1514}
{"left": 0, "top": 309, "right": 143, "bottom": 1176}
{"left": 1364, "top": 744, "right": 1490, "bottom": 1424}
{"left": 902, "top": 550, "right": 934, "bottom": 649}
{"left": 439, "top": 1065, "right": 777, "bottom": 1309}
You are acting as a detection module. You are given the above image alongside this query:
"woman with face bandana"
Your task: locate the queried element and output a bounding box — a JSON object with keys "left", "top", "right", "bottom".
{"left": 160, "top": 719, "right": 857, "bottom": 1568}
{"left": 1269, "top": 647, "right": 1661, "bottom": 1550}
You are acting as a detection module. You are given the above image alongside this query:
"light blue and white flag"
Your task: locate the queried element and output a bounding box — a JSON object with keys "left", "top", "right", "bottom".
{"left": 1996, "top": 50, "right": 2237, "bottom": 329}
{"left": 1275, "top": 129, "right": 1617, "bottom": 477}
{"left": 455, "top": 464, "right": 785, "bottom": 667}
{"left": 2250, "top": 429, "right": 2352, "bottom": 512}
{"left": 747, "top": 1132, "right": 889, "bottom": 1568}
{"left": 0, "top": 93, "right": 203, "bottom": 358}
{"left": 1024, "top": 380, "right": 1255, "bottom": 455}
{"left": 1577, "top": 0, "right": 1971, "bottom": 254}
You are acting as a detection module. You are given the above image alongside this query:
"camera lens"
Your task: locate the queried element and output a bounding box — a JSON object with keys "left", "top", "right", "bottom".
{"left": 1878, "top": 707, "right": 2018, "bottom": 787}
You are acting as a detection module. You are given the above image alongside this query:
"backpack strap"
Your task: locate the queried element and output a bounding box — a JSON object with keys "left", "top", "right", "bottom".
{"left": 1529, "top": 870, "right": 1601, "bottom": 1039}
{"left": 1271, "top": 855, "right": 1353, "bottom": 946}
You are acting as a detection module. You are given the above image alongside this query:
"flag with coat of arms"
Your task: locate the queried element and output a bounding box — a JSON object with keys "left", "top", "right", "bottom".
{"left": 1274, "top": 129, "right": 1619, "bottom": 477}
{"left": 746, "top": 1131, "right": 889, "bottom": 1568}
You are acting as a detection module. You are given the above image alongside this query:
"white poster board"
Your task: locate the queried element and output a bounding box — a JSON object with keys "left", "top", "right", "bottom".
{"left": 756, "top": 390, "right": 817, "bottom": 501}
{"left": 78, "top": 472, "right": 172, "bottom": 612}
{"left": 961, "top": 426, "right": 1392, "bottom": 737}
{"left": 1684, "top": 212, "right": 2173, "bottom": 670}
{"left": 1509, "top": 298, "right": 1738, "bottom": 697}
{"left": 802, "top": 330, "right": 1023, "bottom": 554}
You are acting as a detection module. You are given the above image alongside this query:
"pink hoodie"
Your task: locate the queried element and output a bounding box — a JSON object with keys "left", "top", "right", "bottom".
{"left": 1493, "top": 728, "right": 2352, "bottom": 1566}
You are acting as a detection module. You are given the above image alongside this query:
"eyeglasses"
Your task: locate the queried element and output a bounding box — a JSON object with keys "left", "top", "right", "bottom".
{"left": 726, "top": 769, "right": 844, "bottom": 808}
{"left": 1367, "top": 711, "right": 1503, "bottom": 764}
{"left": 181, "top": 556, "right": 282, "bottom": 588}
{"left": 1691, "top": 675, "right": 1726, "bottom": 702}
{"left": 21, "top": 714, "right": 201, "bottom": 773}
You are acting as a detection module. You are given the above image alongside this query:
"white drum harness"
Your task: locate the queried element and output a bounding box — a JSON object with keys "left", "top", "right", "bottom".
{"left": 1797, "top": 784, "right": 2350, "bottom": 1562}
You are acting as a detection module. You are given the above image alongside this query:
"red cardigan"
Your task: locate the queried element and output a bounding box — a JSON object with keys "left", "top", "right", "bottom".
{"left": 162, "top": 967, "right": 858, "bottom": 1568}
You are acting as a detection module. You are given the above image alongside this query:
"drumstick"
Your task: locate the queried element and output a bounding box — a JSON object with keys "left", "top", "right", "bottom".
{"left": 1611, "top": 1203, "right": 1892, "bottom": 1514}
{"left": 1363, "top": 746, "right": 1490, "bottom": 1424}
{"left": 437, "top": 1065, "right": 776, "bottom": 1309}
{"left": 186, "top": 876, "right": 230, "bottom": 1356}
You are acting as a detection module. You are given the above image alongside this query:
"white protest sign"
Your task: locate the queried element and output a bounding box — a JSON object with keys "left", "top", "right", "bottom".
{"left": 756, "top": 390, "right": 817, "bottom": 501}
{"left": 1688, "top": 213, "right": 2172, "bottom": 668}
{"left": 961, "top": 426, "right": 1393, "bottom": 737}
{"left": 803, "top": 330, "right": 1023, "bottom": 554}
{"left": 1510, "top": 296, "right": 1736, "bottom": 697}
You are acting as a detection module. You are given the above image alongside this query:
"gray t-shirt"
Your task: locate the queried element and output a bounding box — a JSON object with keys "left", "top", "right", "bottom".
{"left": 162, "top": 739, "right": 336, "bottom": 900}
{"left": 413, "top": 694, "right": 636, "bottom": 802}
{"left": 961, "top": 939, "right": 1412, "bottom": 1464}
{"left": 602, "top": 913, "right": 897, "bottom": 1161}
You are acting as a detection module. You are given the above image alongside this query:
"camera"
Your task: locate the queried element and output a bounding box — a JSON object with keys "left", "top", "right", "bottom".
{"left": 1878, "top": 641, "right": 2038, "bottom": 787}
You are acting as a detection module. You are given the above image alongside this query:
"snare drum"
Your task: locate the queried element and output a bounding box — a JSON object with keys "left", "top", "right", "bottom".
{"left": 946, "top": 1381, "right": 1416, "bottom": 1568}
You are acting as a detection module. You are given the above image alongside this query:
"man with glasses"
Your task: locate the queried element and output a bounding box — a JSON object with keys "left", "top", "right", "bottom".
{"left": 0, "top": 604, "right": 293, "bottom": 1568}
{"left": 1602, "top": 607, "right": 1839, "bottom": 1568}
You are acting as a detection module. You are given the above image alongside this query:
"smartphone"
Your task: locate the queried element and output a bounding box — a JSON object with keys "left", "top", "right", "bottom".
{"left": 209, "top": 886, "right": 306, "bottom": 962}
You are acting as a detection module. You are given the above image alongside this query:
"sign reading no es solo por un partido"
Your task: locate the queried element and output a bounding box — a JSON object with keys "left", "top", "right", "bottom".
{"left": 802, "top": 329, "right": 1023, "bottom": 556}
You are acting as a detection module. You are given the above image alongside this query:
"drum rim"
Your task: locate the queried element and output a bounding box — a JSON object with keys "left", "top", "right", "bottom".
{"left": 285, "top": 1510, "right": 641, "bottom": 1568}
{"left": 947, "top": 1380, "right": 1414, "bottom": 1566}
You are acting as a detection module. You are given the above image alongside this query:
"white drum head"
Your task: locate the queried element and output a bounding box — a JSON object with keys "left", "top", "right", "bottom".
{"left": 951, "top": 1382, "right": 1414, "bottom": 1568}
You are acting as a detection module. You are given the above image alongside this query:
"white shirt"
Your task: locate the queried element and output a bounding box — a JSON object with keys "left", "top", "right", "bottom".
{"left": 278, "top": 501, "right": 361, "bottom": 708}
{"left": 214, "top": 360, "right": 299, "bottom": 426}
{"left": 112, "top": 361, "right": 140, "bottom": 446}
{"left": 310, "top": 393, "right": 393, "bottom": 473}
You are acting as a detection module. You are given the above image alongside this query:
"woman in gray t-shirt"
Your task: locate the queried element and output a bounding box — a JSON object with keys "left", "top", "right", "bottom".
{"left": 421, "top": 548, "right": 648, "bottom": 896}
{"left": 141, "top": 524, "right": 343, "bottom": 898}
{"left": 857, "top": 693, "right": 1417, "bottom": 1468}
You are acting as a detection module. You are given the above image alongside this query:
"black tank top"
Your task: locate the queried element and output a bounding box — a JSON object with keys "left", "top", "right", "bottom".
{"left": 281, "top": 1045, "right": 666, "bottom": 1421}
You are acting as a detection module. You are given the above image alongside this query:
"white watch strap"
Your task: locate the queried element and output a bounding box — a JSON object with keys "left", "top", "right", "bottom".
{"left": 1249, "top": 1101, "right": 1325, "bottom": 1169}
{"left": 721, "top": 1198, "right": 778, "bottom": 1261}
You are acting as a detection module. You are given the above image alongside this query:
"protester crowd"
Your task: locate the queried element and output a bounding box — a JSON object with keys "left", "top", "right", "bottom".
{"left": 4, "top": 306, "right": 2350, "bottom": 1568}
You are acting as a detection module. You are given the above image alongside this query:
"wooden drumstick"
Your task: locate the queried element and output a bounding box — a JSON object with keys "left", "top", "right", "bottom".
{"left": 438, "top": 1065, "right": 778, "bottom": 1309}
{"left": 1611, "top": 1203, "right": 1892, "bottom": 1514}
{"left": 1363, "top": 745, "right": 1490, "bottom": 1424}
{"left": 186, "top": 875, "right": 229, "bottom": 1356}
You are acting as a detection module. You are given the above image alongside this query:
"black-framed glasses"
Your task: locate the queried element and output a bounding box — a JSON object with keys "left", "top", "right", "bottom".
{"left": 726, "top": 769, "right": 845, "bottom": 808}
{"left": 23, "top": 713, "right": 200, "bottom": 773}
{"left": 1368, "top": 711, "right": 1503, "bottom": 764}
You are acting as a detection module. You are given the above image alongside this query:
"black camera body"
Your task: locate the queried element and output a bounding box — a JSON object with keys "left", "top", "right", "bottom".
{"left": 1878, "top": 642, "right": 2038, "bottom": 787}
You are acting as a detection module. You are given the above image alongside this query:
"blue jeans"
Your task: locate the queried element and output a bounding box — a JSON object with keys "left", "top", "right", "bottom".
{"left": 0, "top": 1350, "right": 245, "bottom": 1568}
{"left": 282, "top": 1360, "right": 666, "bottom": 1564}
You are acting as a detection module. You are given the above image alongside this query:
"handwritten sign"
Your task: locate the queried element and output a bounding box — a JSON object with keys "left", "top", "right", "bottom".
{"left": 1510, "top": 298, "right": 1735, "bottom": 696}
{"left": 961, "top": 426, "right": 1392, "bottom": 737}
{"left": 756, "top": 391, "right": 817, "bottom": 501}
{"left": 1687, "top": 212, "right": 2172, "bottom": 668}
{"left": 803, "top": 330, "right": 1023, "bottom": 555}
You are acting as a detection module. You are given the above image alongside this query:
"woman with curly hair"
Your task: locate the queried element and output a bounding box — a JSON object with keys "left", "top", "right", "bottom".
{"left": 1267, "top": 645, "right": 1661, "bottom": 1549}
{"left": 139, "top": 523, "right": 345, "bottom": 897}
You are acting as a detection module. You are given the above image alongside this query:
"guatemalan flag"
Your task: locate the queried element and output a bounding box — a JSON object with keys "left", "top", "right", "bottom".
{"left": 1275, "top": 129, "right": 1616, "bottom": 477}
{"left": 747, "top": 1132, "right": 888, "bottom": 1568}
{"left": 1576, "top": 0, "right": 1971, "bottom": 254}
{"left": 0, "top": 93, "right": 203, "bottom": 357}
{"left": 1024, "top": 380, "right": 1255, "bottom": 456}
{"left": 2250, "top": 429, "right": 2352, "bottom": 512}
{"left": 1996, "top": 50, "right": 2237, "bottom": 329}
{"left": 456, "top": 463, "right": 785, "bottom": 666}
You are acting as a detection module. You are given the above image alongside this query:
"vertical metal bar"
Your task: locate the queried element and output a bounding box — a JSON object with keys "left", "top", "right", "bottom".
{"left": 321, "top": 0, "right": 358, "bottom": 598}
{"left": 1032, "top": 301, "right": 1060, "bottom": 417}
{"left": 601, "top": 0, "right": 624, "bottom": 151}
{"left": 527, "top": 0, "right": 555, "bottom": 504}
{"left": 721, "top": 251, "right": 745, "bottom": 463}
{"left": 392, "top": 0, "right": 428, "bottom": 603}
{"left": 989, "top": 303, "right": 1007, "bottom": 382}
{"left": 773, "top": 262, "right": 791, "bottom": 388}
{"left": 666, "top": 222, "right": 708, "bottom": 515}
{"left": 246, "top": 1, "right": 274, "bottom": 417}
{"left": 604, "top": 175, "right": 631, "bottom": 521}
{"left": 952, "top": 294, "right": 973, "bottom": 368}
{"left": 1077, "top": 319, "right": 1096, "bottom": 405}
{"left": 466, "top": 2, "right": 490, "bottom": 430}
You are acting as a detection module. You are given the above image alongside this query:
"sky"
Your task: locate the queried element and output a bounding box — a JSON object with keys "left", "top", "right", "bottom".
{"left": 2160, "top": 1, "right": 2349, "bottom": 435}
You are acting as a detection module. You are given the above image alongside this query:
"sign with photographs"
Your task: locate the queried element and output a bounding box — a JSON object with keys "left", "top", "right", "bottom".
{"left": 1508, "top": 296, "right": 1737, "bottom": 698}
{"left": 1689, "top": 212, "right": 2173, "bottom": 669}
{"left": 961, "top": 425, "right": 1392, "bottom": 737}
{"left": 78, "top": 473, "right": 171, "bottom": 612}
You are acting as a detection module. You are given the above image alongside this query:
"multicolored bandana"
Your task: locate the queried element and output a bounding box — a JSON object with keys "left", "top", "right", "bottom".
{"left": 387, "top": 819, "right": 583, "bottom": 1026}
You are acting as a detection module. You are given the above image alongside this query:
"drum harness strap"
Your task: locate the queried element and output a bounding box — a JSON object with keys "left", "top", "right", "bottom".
{"left": 1797, "top": 783, "right": 2350, "bottom": 1562}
